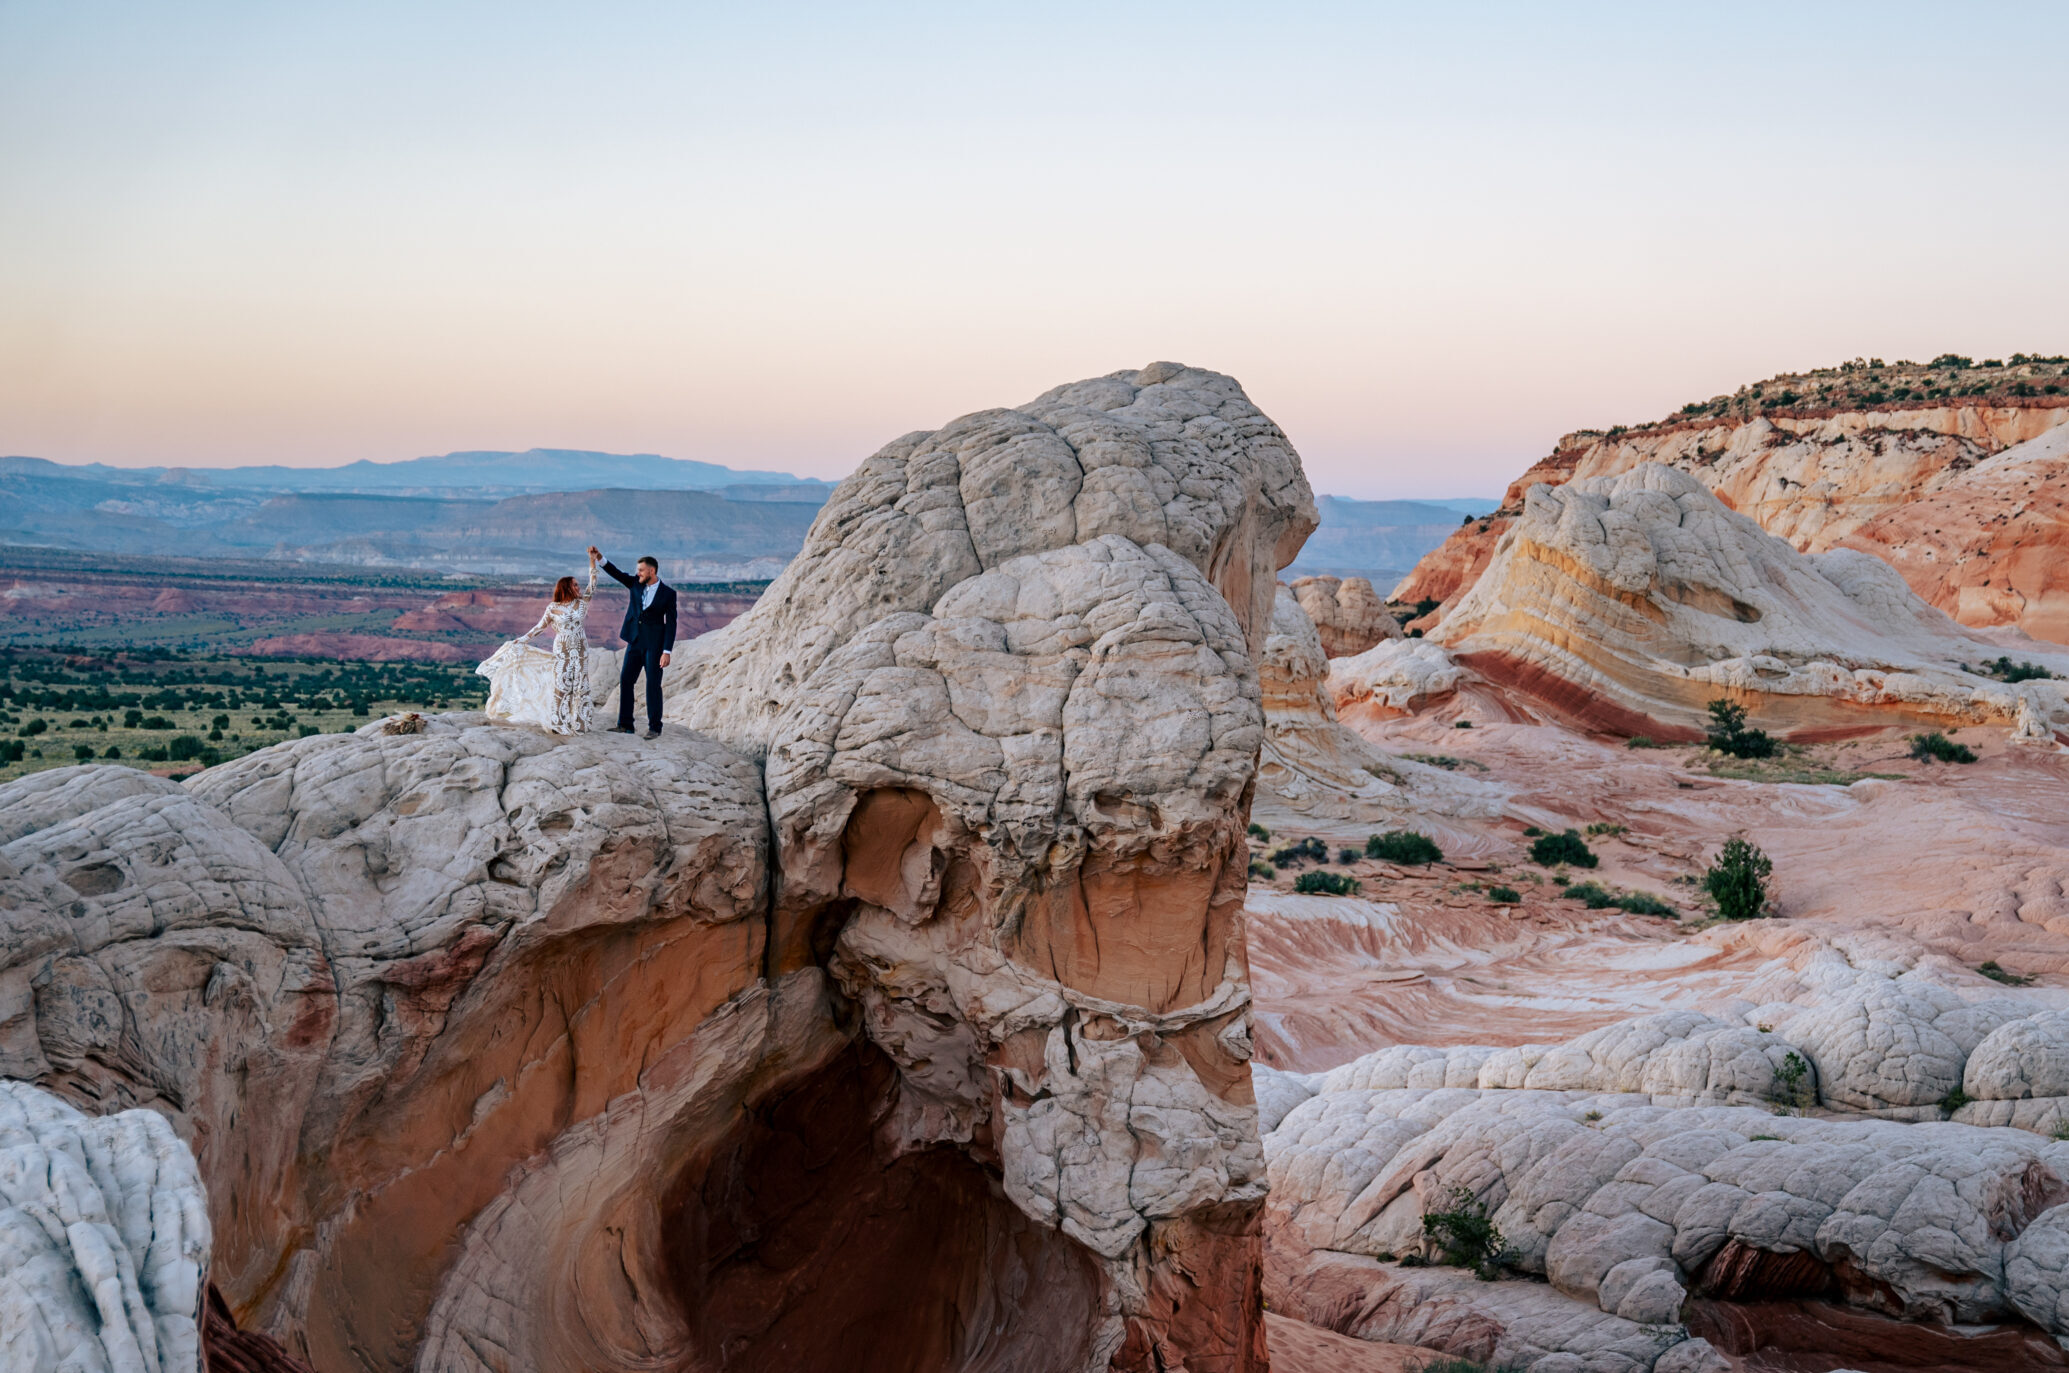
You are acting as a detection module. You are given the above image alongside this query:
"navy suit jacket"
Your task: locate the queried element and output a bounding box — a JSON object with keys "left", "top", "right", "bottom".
{"left": 602, "top": 562, "right": 678, "bottom": 651}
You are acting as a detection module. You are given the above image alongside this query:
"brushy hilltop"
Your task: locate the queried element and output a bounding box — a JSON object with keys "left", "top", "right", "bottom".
{"left": 1574, "top": 353, "right": 2069, "bottom": 441}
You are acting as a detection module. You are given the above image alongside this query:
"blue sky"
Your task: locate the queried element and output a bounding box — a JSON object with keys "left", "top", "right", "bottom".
{"left": 4, "top": 1, "right": 2065, "bottom": 497}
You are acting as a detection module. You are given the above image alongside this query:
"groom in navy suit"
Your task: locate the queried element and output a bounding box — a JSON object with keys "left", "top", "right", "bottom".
{"left": 591, "top": 547, "right": 677, "bottom": 738}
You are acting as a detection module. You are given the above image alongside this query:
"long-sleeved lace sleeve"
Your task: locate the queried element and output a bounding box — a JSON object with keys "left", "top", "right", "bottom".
{"left": 519, "top": 602, "right": 552, "bottom": 641}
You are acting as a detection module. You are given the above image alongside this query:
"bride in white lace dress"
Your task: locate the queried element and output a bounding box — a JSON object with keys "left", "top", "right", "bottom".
{"left": 477, "top": 553, "right": 599, "bottom": 733}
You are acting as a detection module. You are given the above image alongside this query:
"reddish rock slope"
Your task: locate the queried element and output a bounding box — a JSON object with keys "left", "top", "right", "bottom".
{"left": 1395, "top": 359, "right": 2069, "bottom": 641}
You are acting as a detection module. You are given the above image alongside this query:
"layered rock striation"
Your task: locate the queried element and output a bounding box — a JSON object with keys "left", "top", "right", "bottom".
{"left": 1839, "top": 422, "right": 2069, "bottom": 645}
{"left": 1253, "top": 588, "right": 1497, "bottom": 830}
{"left": 1394, "top": 385, "right": 2069, "bottom": 642}
{"left": 1429, "top": 463, "right": 2069, "bottom": 739}
{"left": 1, "top": 364, "right": 1310, "bottom": 1373}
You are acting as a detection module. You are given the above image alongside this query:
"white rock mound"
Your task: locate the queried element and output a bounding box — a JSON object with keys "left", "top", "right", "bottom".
{"left": 1434, "top": 463, "right": 2069, "bottom": 737}
{"left": 1267, "top": 1086, "right": 2069, "bottom": 1333}
{"left": 0, "top": 1081, "right": 209, "bottom": 1373}
{"left": 1327, "top": 638, "right": 1467, "bottom": 721}
{"left": 1289, "top": 574, "right": 1400, "bottom": 657}
{"left": 1255, "top": 587, "right": 1496, "bottom": 827}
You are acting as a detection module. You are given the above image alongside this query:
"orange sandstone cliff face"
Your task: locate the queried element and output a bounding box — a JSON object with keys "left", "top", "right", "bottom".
{"left": 1837, "top": 424, "right": 2069, "bottom": 645}
{"left": 1396, "top": 382, "right": 2069, "bottom": 642}
{"left": 0, "top": 364, "right": 1313, "bottom": 1373}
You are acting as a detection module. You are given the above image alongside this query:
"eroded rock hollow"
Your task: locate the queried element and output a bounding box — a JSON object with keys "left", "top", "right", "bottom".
{"left": 0, "top": 363, "right": 1314, "bottom": 1372}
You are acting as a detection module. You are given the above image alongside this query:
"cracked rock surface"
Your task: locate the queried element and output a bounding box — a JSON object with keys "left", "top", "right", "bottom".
{"left": 2, "top": 363, "right": 1307, "bottom": 1373}
{"left": 0, "top": 1079, "right": 208, "bottom": 1373}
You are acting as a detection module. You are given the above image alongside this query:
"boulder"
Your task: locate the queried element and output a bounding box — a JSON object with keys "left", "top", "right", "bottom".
{"left": 1289, "top": 575, "right": 1401, "bottom": 657}
{"left": 1327, "top": 639, "right": 1468, "bottom": 723}
{"left": 1787, "top": 978, "right": 2021, "bottom": 1112}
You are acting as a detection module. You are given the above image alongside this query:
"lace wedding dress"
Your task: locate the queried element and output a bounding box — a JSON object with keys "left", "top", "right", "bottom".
{"left": 478, "top": 564, "right": 596, "bottom": 733}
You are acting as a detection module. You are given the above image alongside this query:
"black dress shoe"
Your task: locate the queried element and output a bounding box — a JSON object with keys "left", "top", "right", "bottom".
{"left": 643, "top": 728, "right": 663, "bottom": 739}
{"left": 608, "top": 725, "right": 635, "bottom": 734}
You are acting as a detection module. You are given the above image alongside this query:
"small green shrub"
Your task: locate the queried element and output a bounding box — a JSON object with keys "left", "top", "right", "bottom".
{"left": 1984, "top": 656, "right": 2054, "bottom": 683}
{"left": 1979, "top": 961, "right": 2034, "bottom": 986}
{"left": 1248, "top": 861, "right": 1275, "bottom": 881}
{"left": 1529, "top": 830, "right": 1597, "bottom": 868}
{"left": 1770, "top": 1050, "right": 1811, "bottom": 1108}
{"left": 1909, "top": 732, "right": 1976, "bottom": 764}
{"left": 1270, "top": 837, "right": 1328, "bottom": 867}
{"left": 1247, "top": 822, "right": 1270, "bottom": 841}
{"left": 1367, "top": 830, "right": 1444, "bottom": 865}
{"left": 1421, "top": 1186, "right": 1509, "bottom": 1280}
{"left": 1407, "top": 753, "right": 1485, "bottom": 771}
{"left": 139, "top": 746, "right": 169, "bottom": 762}
{"left": 167, "top": 735, "right": 209, "bottom": 762}
{"left": 1294, "top": 870, "right": 1360, "bottom": 896}
{"left": 18, "top": 718, "right": 47, "bottom": 737}
{"left": 1521, "top": 825, "right": 1543, "bottom": 837}
{"left": 1337, "top": 847, "right": 1362, "bottom": 865}
{"left": 1585, "top": 823, "right": 1627, "bottom": 837}
{"left": 1705, "top": 699, "right": 1776, "bottom": 759}
{"left": 1613, "top": 890, "right": 1676, "bottom": 916}
{"left": 1453, "top": 719, "right": 1473, "bottom": 729}
{"left": 1626, "top": 735, "right": 1661, "bottom": 749}
{"left": 1560, "top": 881, "right": 1672, "bottom": 915}
{"left": 1705, "top": 837, "right": 1773, "bottom": 920}
{"left": 1941, "top": 1087, "right": 1971, "bottom": 1117}
{"left": 1, "top": 741, "right": 26, "bottom": 763}
{"left": 1486, "top": 885, "right": 1522, "bottom": 904}
{"left": 102, "top": 745, "right": 121, "bottom": 759}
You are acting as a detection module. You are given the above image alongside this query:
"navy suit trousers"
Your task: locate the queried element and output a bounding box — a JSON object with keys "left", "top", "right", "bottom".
{"left": 618, "top": 630, "right": 665, "bottom": 731}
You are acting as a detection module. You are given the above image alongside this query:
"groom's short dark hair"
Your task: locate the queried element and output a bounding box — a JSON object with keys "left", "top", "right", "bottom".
{"left": 637, "top": 556, "right": 658, "bottom": 571}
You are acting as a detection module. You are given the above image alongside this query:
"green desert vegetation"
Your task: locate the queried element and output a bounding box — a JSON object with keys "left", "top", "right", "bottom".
{"left": 1705, "top": 837, "right": 1773, "bottom": 921}
{"left": 1367, "top": 830, "right": 1445, "bottom": 865}
{"left": 0, "top": 647, "right": 486, "bottom": 781}
{"left": 1529, "top": 829, "right": 1597, "bottom": 869}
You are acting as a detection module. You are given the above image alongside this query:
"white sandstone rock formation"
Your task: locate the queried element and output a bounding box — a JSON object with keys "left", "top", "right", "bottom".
{"left": 1288, "top": 575, "right": 1400, "bottom": 657}
{"left": 1256, "top": 947, "right": 2069, "bottom": 1365}
{"left": 0, "top": 1080, "right": 209, "bottom": 1373}
{"left": 2, "top": 363, "right": 1311, "bottom": 1373}
{"left": 1267, "top": 1086, "right": 2069, "bottom": 1336}
{"left": 1785, "top": 978, "right": 2022, "bottom": 1113}
{"left": 1254, "top": 587, "right": 1498, "bottom": 828}
{"left": 1327, "top": 638, "right": 1469, "bottom": 722}
{"left": 1433, "top": 463, "right": 2069, "bottom": 738}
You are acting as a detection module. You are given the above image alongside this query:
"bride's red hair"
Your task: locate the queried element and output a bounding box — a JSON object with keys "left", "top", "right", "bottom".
{"left": 552, "top": 576, "right": 580, "bottom": 603}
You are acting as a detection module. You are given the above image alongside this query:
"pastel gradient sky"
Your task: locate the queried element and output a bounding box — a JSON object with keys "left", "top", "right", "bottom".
{"left": 5, "top": 2, "right": 2066, "bottom": 498}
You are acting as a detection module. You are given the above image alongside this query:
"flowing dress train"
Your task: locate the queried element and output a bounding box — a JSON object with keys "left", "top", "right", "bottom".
{"left": 478, "top": 564, "right": 596, "bottom": 733}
